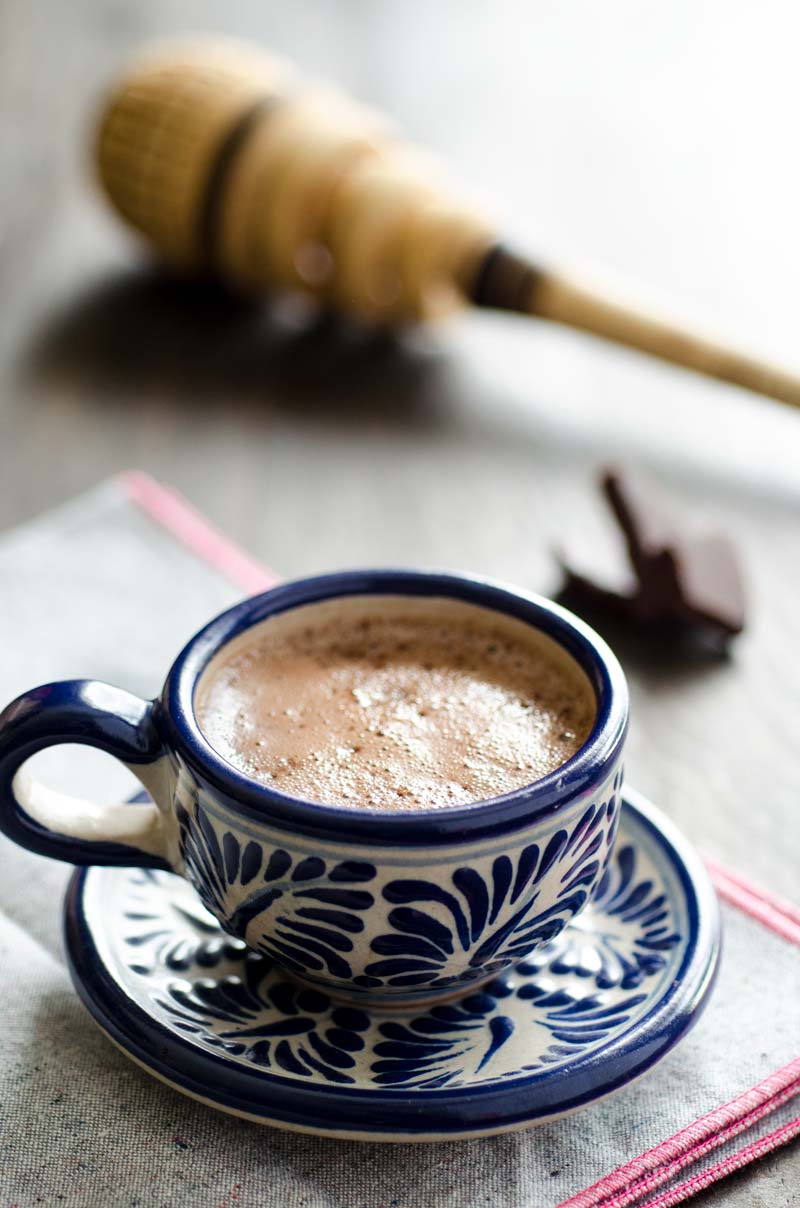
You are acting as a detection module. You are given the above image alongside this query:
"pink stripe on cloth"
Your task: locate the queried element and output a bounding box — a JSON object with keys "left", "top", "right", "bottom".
{"left": 634, "top": 1115, "right": 800, "bottom": 1208}
{"left": 556, "top": 1060, "right": 800, "bottom": 1208}
{"left": 704, "top": 856, "right": 800, "bottom": 945}
{"left": 122, "top": 470, "right": 278, "bottom": 596}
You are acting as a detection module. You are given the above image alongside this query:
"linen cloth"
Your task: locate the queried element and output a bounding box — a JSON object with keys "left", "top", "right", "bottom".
{"left": 0, "top": 479, "right": 797, "bottom": 1208}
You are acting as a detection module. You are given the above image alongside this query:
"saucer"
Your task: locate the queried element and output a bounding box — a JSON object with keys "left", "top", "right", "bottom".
{"left": 63, "top": 789, "right": 720, "bottom": 1141}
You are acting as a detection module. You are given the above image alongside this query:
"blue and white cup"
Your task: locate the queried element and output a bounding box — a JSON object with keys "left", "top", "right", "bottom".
{"left": 0, "top": 571, "right": 628, "bottom": 1006}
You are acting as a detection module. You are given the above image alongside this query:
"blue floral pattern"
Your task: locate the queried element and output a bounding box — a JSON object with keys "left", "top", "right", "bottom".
{"left": 123, "top": 867, "right": 248, "bottom": 973}
{"left": 176, "top": 803, "right": 377, "bottom": 983}
{"left": 371, "top": 981, "right": 648, "bottom": 1086}
{"left": 110, "top": 816, "right": 683, "bottom": 1090}
{"left": 172, "top": 786, "right": 621, "bottom": 1000}
{"left": 362, "top": 798, "right": 618, "bottom": 994}
{"left": 160, "top": 954, "right": 371, "bottom": 1084}
{"left": 511, "top": 838, "right": 680, "bottom": 993}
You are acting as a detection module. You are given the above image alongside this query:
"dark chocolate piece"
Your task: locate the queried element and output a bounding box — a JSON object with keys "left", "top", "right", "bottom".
{"left": 559, "top": 468, "right": 746, "bottom": 646}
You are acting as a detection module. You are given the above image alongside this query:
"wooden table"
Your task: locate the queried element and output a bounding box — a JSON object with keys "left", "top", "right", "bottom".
{"left": 1, "top": 2, "right": 798, "bottom": 1203}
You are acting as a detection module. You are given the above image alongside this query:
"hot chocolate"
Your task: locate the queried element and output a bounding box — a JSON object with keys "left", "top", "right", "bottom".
{"left": 195, "top": 595, "right": 596, "bottom": 810}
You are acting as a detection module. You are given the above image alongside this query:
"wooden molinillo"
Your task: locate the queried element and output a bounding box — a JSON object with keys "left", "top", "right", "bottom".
{"left": 97, "top": 38, "right": 800, "bottom": 408}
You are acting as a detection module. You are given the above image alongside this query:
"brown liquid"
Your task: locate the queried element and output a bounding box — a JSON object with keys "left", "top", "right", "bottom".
{"left": 195, "top": 596, "right": 596, "bottom": 810}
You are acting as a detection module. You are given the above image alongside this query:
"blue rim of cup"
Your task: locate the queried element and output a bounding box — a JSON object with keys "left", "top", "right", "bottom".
{"left": 159, "top": 570, "right": 629, "bottom": 844}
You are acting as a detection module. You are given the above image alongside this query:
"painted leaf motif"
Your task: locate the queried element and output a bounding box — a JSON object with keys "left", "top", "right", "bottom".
{"left": 120, "top": 787, "right": 686, "bottom": 1092}
{"left": 158, "top": 954, "right": 371, "bottom": 1083}
{"left": 176, "top": 804, "right": 376, "bottom": 983}
{"left": 518, "top": 839, "right": 682, "bottom": 990}
{"left": 365, "top": 797, "right": 619, "bottom": 992}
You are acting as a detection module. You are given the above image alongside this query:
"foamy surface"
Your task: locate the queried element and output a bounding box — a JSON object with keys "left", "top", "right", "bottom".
{"left": 195, "top": 596, "right": 596, "bottom": 810}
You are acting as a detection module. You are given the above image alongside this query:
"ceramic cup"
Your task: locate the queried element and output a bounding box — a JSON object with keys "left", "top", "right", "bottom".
{"left": 0, "top": 571, "right": 628, "bottom": 1006}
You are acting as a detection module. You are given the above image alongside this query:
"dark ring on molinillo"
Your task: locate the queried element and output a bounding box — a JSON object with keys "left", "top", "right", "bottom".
{"left": 471, "top": 243, "right": 543, "bottom": 313}
{"left": 197, "top": 95, "right": 284, "bottom": 266}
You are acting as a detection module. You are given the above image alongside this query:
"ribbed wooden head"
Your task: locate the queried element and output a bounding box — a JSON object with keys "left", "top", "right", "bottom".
{"left": 96, "top": 38, "right": 493, "bottom": 320}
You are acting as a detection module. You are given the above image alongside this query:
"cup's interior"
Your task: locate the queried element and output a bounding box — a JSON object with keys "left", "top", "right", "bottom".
{"left": 193, "top": 593, "right": 598, "bottom": 812}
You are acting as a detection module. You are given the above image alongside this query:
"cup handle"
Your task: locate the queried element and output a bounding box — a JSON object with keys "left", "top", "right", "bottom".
{"left": 0, "top": 680, "right": 172, "bottom": 869}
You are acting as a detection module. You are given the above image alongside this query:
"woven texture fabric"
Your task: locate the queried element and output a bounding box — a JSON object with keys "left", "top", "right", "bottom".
{"left": 0, "top": 481, "right": 797, "bottom": 1208}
